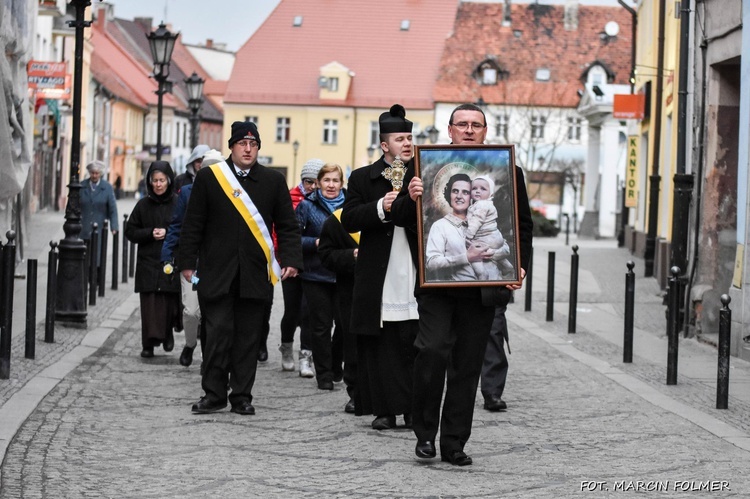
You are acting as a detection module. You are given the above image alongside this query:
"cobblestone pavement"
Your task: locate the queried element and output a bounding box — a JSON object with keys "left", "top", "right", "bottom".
{"left": 1, "top": 228, "right": 749, "bottom": 497}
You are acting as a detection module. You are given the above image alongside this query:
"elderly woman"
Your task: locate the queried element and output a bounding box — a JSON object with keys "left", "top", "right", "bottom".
{"left": 125, "top": 161, "right": 181, "bottom": 358}
{"left": 80, "top": 161, "right": 119, "bottom": 267}
{"left": 295, "top": 163, "right": 346, "bottom": 390}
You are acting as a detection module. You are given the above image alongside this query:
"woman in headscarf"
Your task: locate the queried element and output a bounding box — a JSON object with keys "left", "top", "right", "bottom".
{"left": 125, "top": 161, "right": 182, "bottom": 358}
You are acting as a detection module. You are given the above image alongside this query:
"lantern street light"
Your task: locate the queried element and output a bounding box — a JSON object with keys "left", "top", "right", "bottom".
{"left": 425, "top": 125, "right": 440, "bottom": 144}
{"left": 415, "top": 130, "right": 428, "bottom": 145}
{"left": 147, "top": 22, "right": 179, "bottom": 161}
{"left": 56, "top": 0, "right": 100, "bottom": 325}
{"left": 367, "top": 144, "right": 377, "bottom": 160}
{"left": 292, "top": 139, "right": 300, "bottom": 170}
{"left": 184, "top": 72, "right": 205, "bottom": 149}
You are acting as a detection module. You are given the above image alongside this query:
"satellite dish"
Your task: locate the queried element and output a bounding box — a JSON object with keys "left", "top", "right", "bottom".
{"left": 604, "top": 21, "right": 620, "bottom": 37}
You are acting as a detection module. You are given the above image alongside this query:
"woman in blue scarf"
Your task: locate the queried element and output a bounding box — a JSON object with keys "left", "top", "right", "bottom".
{"left": 295, "top": 163, "right": 346, "bottom": 390}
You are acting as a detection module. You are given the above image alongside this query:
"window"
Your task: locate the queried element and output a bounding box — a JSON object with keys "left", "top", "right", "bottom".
{"left": 244, "top": 116, "right": 258, "bottom": 124}
{"left": 323, "top": 119, "right": 338, "bottom": 145}
{"left": 401, "top": 20, "right": 410, "bottom": 31}
{"left": 369, "top": 121, "right": 379, "bottom": 147}
{"left": 495, "top": 114, "right": 509, "bottom": 141}
{"left": 567, "top": 117, "right": 582, "bottom": 141}
{"left": 183, "top": 123, "right": 188, "bottom": 146}
{"left": 531, "top": 115, "right": 546, "bottom": 139}
{"left": 536, "top": 68, "right": 550, "bottom": 81}
{"left": 482, "top": 67, "right": 497, "bottom": 85}
{"left": 293, "top": 15, "right": 303, "bottom": 27}
{"left": 328, "top": 77, "right": 339, "bottom": 92}
{"left": 276, "top": 117, "right": 290, "bottom": 142}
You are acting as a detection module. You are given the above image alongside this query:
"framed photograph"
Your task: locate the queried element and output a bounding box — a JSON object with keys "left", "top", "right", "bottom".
{"left": 413, "top": 144, "right": 521, "bottom": 288}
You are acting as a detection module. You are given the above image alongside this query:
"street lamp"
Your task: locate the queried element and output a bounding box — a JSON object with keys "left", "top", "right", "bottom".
{"left": 184, "top": 72, "right": 204, "bottom": 149}
{"left": 367, "top": 144, "right": 377, "bottom": 161}
{"left": 415, "top": 131, "right": 428, "bottom": 145}
{"left": 147, "top": 22, "right": 179, "bottom": 161}
{"left": 292, "top": 139, "right": 300, "bottom": 170}
{"left": 56, "top": 0, "right": 99, "bottom": 325}
{"left": 425, "top": 125, "right": 439, "bottom": 144}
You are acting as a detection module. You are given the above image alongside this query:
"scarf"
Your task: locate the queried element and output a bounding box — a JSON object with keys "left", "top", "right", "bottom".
{"left": 317, "top": 189, "right": 345, "bottom": 214}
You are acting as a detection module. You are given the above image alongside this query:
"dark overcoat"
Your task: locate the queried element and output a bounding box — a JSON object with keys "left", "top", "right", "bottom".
{"left": 80, "top": 178, "right": 119, "bottom": 239}
{"left": 178, "top": 157, "right": 303, "bottom": 301}
{"left": 124, "top": 162, "right": 179, "bottom": 295}
{"left": 340, "top": 156, "right": 419, "bottom": 336}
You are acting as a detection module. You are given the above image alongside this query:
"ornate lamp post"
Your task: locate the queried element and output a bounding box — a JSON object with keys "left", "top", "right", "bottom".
{"left": 184, "top": 72, "right": 204, "bottom": 149}
{"left": 147, "top": 23, "right": 179, "bottom": 161}
{"left": 425, "top": 125, "right": 440, "bottom": 144}
{"left": 292, "top": 139, "right": 300, "bottom": 170}
{"left": 415, "top": 131, "right": 428, "bottom": 145}
{"left": 56, "top": 0, "right": 99, "bottom": 325}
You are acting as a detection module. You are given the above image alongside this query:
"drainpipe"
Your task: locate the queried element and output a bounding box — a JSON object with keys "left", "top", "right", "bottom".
{"left": 644, "top": 0, "right": 666, "bottom": 278}
{"left": 617, "top": 0, "right": 637, "bottom": 247}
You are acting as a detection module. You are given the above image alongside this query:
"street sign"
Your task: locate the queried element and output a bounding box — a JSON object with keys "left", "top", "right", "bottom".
{"left": 625, "top": 136, "right": 638, "bottom": 208}
{"left": 27, "top": 61, "right": 71, "bottom": 99}
{"left": 613, "top": 94, "right": 645, "bottom": 120}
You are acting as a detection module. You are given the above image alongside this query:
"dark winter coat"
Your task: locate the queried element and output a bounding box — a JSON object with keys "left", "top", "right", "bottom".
{"left": 295, "top": 190, "right": 345, "bottom": 284}
{"left": 179, "top": 157, "right": 303, "bottom": 301}
{"left": 340, "top": 156, "right": 419, "bottom": 336}
{"left": 124, "top": 161, "right": 180, "bottom": 294}
{"left": 318, "top": 212, "right": 358, "bottom": 334}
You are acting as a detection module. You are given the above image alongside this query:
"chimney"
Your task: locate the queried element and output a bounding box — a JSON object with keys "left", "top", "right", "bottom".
{"left": 564, "top": 0, "right": 579, "bottom": 31}
{"left": 502, "top": 0, "right": 511, "bottom": 27}
{"left": 206, "top": 39, "right": 214, "bottom": 49}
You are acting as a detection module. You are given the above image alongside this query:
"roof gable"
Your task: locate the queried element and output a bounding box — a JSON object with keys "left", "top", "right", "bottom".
{"left": 226, "top": 0, "right": 459, "bottom": 110}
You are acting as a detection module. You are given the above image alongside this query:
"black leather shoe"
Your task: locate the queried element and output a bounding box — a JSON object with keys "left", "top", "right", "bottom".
{"left": 163, "top": 334, "right": 174, "bottom": 352}
{"left": 415, "top": 440, "right": 436, "bottom": 459}
{"left": 371, "top": 415, "right": 396, "bottom": 430}
{"left": 179, "top": 346, "right": 194, "bottom": 367}
{"left": 333, "top": 372, "right": 343, "bottom": 383}
{"left": 191, "top": 397, "right": 227, "bottom": 414}
{"left": 317, "top": 379, "right": 334, "bottom": 391}
{"left": 140, "top": 347, "right": 154, "bottom": 358}
{"left": 441, "top": 450, "right": 473, "bottom": 466}
{"left": 403, "top": 413, "right": 413, "bottom": 428}
{"left": 483, "top": 396, "right": 507, "bottom": 412}
{"left": 230, "top": 401, "right": 256, "bottom": 415}
{"left": 344, "top": 398, "right": 355, "bottom": 414}
{"left": 257, "top": 345, "right": 268, "bottom": 362}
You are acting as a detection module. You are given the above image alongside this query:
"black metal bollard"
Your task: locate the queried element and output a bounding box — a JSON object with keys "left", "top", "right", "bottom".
{"left": 89, "top": 223, "right": 99, "bottom": 306}
{"left": 25, "top": 259, "right": 38, "bottom": 359}
{"left": 666, "top": 266, "right": 681, "bottom": 385}
{"left": 111, "top": 230, "right": 119, "bottom": 290}
{"left": 546, "top": 251, "right": 555, "bottom": 322}
{"left": 98, "top": 220, "right": 108, "bottom": 297}
{"left": 623, "top": 261, "right": 635, "bottom": 363}
{"left": 568, "top": 245, "right": 579, "bottom": 334}
{"left": 564, "top": 214, "right": 570, "bottom": 246}
{"left": 0, "top": 230, "right": 17, "bottom": 379}
{"left": 716, "top": 294, "right": 731, "bottom": 409}
{"left": 524, "top": 249, "right": 533, "bottom": 312}
{"left": 122, "top": 214, "right": 128, "bottom": 284}
{"left": 45, "top": 241, "right": 58, "bottom": 343}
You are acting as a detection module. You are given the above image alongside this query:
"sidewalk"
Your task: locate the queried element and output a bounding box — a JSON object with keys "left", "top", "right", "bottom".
{"left": 1, "top": 225, "right": 749, "bottom": 496}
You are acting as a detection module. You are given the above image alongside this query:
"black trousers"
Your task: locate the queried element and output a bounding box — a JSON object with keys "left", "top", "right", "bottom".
{"left": 200, "top": 293, "right": 269, "bottom": 406}
{"left": 481, "top": 304, "right": 509, "bottom": 399}
{"left": 301, "top": 280, "right": 343, "bottom": 383}
{"left": 412, "top": 293, "right": 495, "bottom": 454}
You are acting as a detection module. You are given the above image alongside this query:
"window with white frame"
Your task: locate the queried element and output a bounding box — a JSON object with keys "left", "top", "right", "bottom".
{"left": 495, "top": 114, "right": 509, "bottom": 141}
{"left": 567, "top": 117, "right": 582, "bottom": 141}
{"left": 531, "top": 115, "right": 546, "bottom": 139}
{"left": 244, "top": 116, "right": 258, "bottom": 124}
{"left": 276, "top": 117, "right": 290, "bottom": 142}
{"left": 328, "top": 77, "right": 339, "bottom": 92}
{"left": 482, "top": 67, "right": 497, "bottom": 85}
{"left": 323, "top": 119, "right": 338, "bottom": 145}
{"left": 369, "top": 121, "right": 379, "bottom": 146}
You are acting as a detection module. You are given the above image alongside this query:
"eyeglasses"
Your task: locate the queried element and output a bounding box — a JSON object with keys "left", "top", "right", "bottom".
{"left": 302, "top": 179, "right": 317, "bottom": 185}
{"left": 450, "top": 122, "right": 486, "bottom": 131}
{"left": 235, "top": 140, "right": 259, "bottom": 149}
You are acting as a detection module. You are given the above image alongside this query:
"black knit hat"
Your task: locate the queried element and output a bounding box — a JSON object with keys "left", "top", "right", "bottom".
{"left": 379, "top": 104, "right": 413, "bottom": 134}
{"left": 228, "top": 121, "right": 261, "bottom": 149}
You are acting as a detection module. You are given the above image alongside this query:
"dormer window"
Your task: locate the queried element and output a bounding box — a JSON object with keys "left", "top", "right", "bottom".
{"left": 293, "top": 15, "right": 303, "bottom": 27}
{"left": 536, "top": 68, "right": 550, "bottom": 81}
{"left": 401, "top": 20, "right": 410, "bottom": 31}
{"left": 482, "top": 67, "right": 497, "bottom": 85}
{"left": 475, "top": 59, "right": 506, "bottom": 86}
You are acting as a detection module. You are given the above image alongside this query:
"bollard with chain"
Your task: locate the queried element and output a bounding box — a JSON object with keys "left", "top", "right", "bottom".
{"left": 25, "top": 259, "right": 38, "bottom": 359}
{"left": 45, "top": 241, "right": 58, "bottom": 343}
{"left": 89, "top": 223, "right": 99, "bottom": 306}
{"left": 524, "top": 249, "right": 533, "bottom": 312}
{"left": 546, "top": 251, "right": 555, "bottom": 322}
{"left": 98, "top": 219, "right": 108, "bottom": 297}
{"left": 122, "top": 214, "right": 129, "bottom": 284}
{"left": 111, "top": 229, "right": 119, "bottom": 290}
{"left": 0, "top": 231, "right": 17, "bottom": 379}
{"left": 568, "top": 245, "right": 579, "bottom": 334}
{"left": 716, "top": 294, "right": 731, "bottom": 409}
{"left": 623, "top": 261, "right": 635, "bottom": 363}
{"left": 666, "top": 266, "right": 680, "bottom": 385}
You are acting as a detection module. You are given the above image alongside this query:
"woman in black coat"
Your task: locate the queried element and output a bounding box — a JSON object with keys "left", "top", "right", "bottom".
{"left": 125, "top": 161, "right": 181, "bottom": 358}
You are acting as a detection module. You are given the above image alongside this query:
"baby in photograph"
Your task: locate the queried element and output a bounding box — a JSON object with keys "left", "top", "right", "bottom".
{"left": 465, "top": 175, "right": 514, "bottom": 280}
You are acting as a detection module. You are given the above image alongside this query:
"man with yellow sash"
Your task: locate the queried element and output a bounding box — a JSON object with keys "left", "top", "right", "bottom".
{"left": 179, "top": 121, "right": 302, "bottom": 415}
